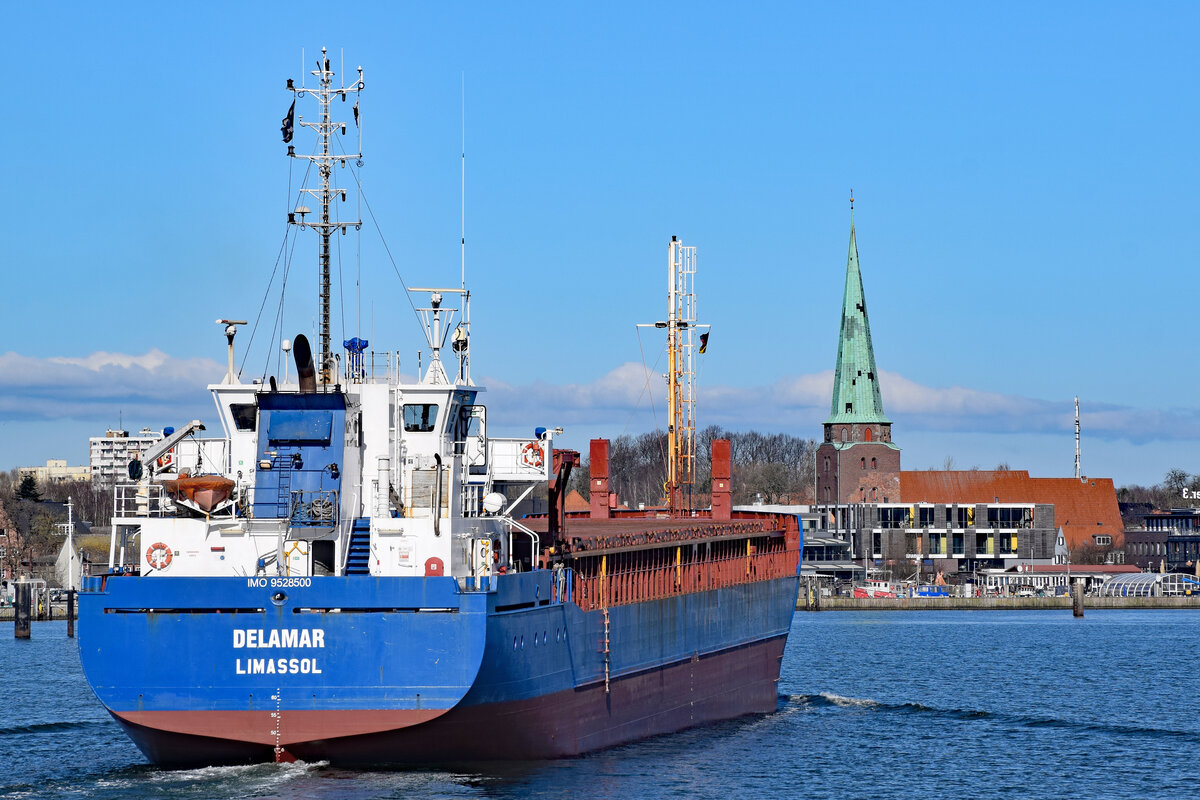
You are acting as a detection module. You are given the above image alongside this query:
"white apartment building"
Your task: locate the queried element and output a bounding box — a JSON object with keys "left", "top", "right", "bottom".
{"left": 89, "top": 428, "right": 163, "bottom": 487}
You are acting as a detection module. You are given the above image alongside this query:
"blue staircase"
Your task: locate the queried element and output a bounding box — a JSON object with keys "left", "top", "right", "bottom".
{"left": 346, "top": 518, "right": 372, "bottom": 575}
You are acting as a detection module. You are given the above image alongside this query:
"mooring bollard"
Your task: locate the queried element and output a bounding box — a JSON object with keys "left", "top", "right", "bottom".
{"left": 67, "top": 589, "right": 75, "bottom": 638}
{"left": 1072, "top": 579, "right": 1084, "bottom": 617}
{"left": 14, "top": 584, "right": 31, "bottom": 639}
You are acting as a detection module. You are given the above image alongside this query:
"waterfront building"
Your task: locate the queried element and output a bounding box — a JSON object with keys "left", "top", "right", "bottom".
{"left": 979, "top": 563, "right": 1141, "bottom": 595}
{"left": 1137, "top": 509, "right": 1200, "bottom": 573}
{"left": 1143, "top": 508, "right": 1200, "bottom": 534}
{"left": 815, "top": 206, "right": 900, "bottom": 504}
{"left": 18, "top": 459, "right": 91, "bottom": 485}
{"left": 900, "top": 470, "right": 1124, "bottom": 561}
{"left": 89, "top": 428, "right": 162, "bottom": 487}
{"left": 767, "top": 501, "right": 1058, "bottom": 581}
{"left": 1122, "top": 526, "right": 1169, "bottom": 571}
{"left": 1094, "top": 571, "right": 1200, "bottom": 597}
{"left": 834, "top": 501, "right": 1057, "bottom": 576}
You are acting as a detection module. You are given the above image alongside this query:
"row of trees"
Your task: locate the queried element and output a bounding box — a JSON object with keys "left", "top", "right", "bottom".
{"left": 566, "top": 427, "right": 819, "bottom": 509}
{"left": 0, "top": 471, "right": 112, "bottom": 580}
{"left": 1117, "top": 468, "right": 1200, "bottom": 523}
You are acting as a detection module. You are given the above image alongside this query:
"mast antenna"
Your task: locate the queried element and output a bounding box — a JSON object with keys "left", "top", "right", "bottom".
{"left": 1080, "top": 395, "right": 1089, "bottom": 479}
{"left": 461, "top": 72, "right": 466, "bottom": 292}
{"left": 285, "top": 46, "right": 365, "bottom": 385}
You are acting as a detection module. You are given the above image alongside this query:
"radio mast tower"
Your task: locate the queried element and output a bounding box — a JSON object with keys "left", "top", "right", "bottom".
{"left": 286, "top": 47, "right": 364, "bottom": 384}
{"left": 1074, "top": 396, "right": 1081, "bottom": 479}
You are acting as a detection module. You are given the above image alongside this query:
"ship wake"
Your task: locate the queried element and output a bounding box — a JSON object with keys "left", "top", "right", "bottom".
{"left": 787, "top": 693, "right": 1200, "bottom": 742}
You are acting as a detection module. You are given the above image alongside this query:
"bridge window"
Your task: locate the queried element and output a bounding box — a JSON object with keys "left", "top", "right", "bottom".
{"left": 230, "top": 403, "right": 257, "bottom": 431}
{"left": 403, "top": 404, "right": 439, "bottom": 432}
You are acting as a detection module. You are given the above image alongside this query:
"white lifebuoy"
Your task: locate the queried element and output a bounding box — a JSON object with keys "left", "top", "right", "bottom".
{"left": 145, "top": 542, "right": 173, "bottom": 571}
{"left": 521, "top": 441, "right": 544, "bottom": 469}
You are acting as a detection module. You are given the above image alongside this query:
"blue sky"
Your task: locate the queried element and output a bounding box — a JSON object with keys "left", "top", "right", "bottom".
{"left": 3, "top": 1, "right": 1198, "bottom": 486}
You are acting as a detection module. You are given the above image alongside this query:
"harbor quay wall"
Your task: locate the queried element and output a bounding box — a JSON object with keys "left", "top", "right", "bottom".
{"left": 0, "top": 602, "right": 73, "bottom": 622}
{"left": 805, "top": 596, "right": 1200, "bottom": 611}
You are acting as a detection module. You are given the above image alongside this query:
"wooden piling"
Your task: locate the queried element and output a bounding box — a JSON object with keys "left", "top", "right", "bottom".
{"left": 1072, "top": 579, "right": 1084, "bottom": 617}
{"left": 14, "top": 584, "right": 31, "bottom": 639}
{"left": 67, "top": 589, "right": 75, "bottom": 638}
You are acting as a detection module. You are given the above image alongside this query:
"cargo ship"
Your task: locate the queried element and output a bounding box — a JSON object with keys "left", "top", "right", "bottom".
{"left": 77, "top": 51, "right": 803, "bottom": 767}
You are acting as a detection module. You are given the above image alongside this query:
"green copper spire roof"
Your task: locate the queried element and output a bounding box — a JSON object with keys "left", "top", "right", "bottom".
{"left": 825, "top": 210, "right": 890, "bottom": 425}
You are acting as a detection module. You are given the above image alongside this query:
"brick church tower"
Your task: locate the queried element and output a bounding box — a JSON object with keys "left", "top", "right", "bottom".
{"left": 815, "top": 203, "right": 901, "bottom": 503}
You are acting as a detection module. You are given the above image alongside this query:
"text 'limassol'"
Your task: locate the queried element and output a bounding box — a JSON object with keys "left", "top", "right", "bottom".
{"left": 233, "top": 628, "right": 325, "bottom": 675}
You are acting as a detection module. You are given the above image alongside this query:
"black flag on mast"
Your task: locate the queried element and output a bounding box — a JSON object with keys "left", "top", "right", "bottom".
{"left": 281, "top": 100, "right": 295, "bottom": 143}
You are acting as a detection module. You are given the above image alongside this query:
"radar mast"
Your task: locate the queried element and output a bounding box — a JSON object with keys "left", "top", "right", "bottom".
{"left": 286, "top": 47, "right": 365, "bottom": 385}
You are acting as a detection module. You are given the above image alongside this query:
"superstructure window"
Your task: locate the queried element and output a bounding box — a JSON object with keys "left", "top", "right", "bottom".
{"left": 403, "top": 404, "right": 439, "bottom": 432}
{"left": 230, "top": 403, "right": 257, "bottom": 431}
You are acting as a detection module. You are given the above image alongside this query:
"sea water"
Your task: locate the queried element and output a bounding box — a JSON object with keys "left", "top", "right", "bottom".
{"left": 1, "top": 610, "right": 1196, "bottom": 799}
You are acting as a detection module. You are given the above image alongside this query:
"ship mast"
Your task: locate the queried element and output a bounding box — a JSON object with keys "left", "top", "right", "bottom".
{"left": 664, "top": 237, "right": 702, "bottom": 514}
{"left": 286, "top": 47, "right": 364, "bottom": 385}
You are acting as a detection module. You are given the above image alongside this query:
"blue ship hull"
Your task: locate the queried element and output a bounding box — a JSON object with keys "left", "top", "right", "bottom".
{"left": 78, "top": 570, "right": 799, "bottom": 766}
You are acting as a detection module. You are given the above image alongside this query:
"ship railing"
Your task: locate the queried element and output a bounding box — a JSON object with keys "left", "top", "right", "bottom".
{"left": 343, "top": 350, "right": 403, "bottom": 385}
{"left": 488, "top": 437, "right": 550, "bottom": 482}
{"left": 570, "top": 546, "right": 799, "bottom": 612}
{"left": 113, "top": 483, "right": 171, "bottom": 518}
{"left": 240, "top": 487, "right": 338, "bottom": 525}
{"left": 104, "top": 523, "right": 144, "bottom": 574}
{"left": 506, "top": 517, "right": 540, "bottom": 572}
{"left": 461, "top": 483, "right": 483, "bottom": 517}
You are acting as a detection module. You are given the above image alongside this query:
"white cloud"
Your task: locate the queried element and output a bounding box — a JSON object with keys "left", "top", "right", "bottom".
{"left": 0, "top": 350, "right": 223, "bottom": 422}
{"left": 484, "top": 363, "right": 1200, "bottom": 444}
{"left": 0, "top": 350, "right": 1195, "bottom": 446}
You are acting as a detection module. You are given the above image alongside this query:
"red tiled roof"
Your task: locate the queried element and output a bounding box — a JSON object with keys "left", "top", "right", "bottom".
{"left": 900, "top": 470, "right": 1124, "bottom": 551}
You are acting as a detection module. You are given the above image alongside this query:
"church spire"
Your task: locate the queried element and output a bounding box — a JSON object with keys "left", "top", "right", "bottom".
{"left": 825, "top": 196, "right": 889, "bottom": 426}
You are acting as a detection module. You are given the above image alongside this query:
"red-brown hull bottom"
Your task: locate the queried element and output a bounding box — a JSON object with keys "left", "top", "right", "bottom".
{"left": 113, "top": 635, "right": 788, "bottom": 767}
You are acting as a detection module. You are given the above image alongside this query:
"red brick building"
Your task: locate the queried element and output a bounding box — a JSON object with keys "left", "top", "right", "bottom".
{"left": 900, "top": 470, "right": 1123, "bottom": 557}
